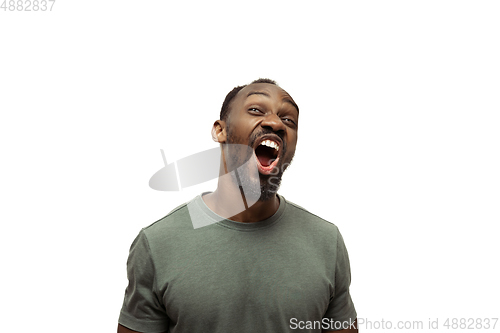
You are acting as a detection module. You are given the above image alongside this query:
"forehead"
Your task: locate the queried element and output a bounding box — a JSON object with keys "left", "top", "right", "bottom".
{"left": 235, "top": 83, "right": 297, "bottom": 107}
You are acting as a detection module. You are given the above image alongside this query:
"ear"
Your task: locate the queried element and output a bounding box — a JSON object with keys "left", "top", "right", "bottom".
{"left": 211, "top": 120, "right": 227, "bottom": 143}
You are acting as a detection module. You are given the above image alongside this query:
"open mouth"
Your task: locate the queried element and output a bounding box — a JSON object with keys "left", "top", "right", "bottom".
{"left": 254, "top": 137, "right": 281, "bottom": 175}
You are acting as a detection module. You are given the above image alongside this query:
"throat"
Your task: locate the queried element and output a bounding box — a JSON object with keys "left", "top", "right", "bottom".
{"left": 255, "top": 145, "right": 277, "bottom": 167}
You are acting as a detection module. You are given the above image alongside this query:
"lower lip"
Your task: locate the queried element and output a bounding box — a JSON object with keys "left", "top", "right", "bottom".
{"left": 254, "top": 153, "right": 280, "bottom": 175}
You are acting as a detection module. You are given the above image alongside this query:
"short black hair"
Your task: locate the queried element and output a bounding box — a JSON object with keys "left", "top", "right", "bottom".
{"left": 219, "top": 78, "right": 278, "bottom": 121}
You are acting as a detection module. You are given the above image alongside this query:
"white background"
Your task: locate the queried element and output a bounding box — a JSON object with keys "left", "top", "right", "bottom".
{"left": 1, "top": 1, "right": 499, "bottom": 332}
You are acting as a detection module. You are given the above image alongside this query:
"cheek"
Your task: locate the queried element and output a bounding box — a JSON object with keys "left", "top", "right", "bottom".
{"left": 230, "top": 117, "right": 254, "bottom": 133}
{"left": 233, "top": 123, "right": 260, "bottom": 144}
{"left": 285, "top": 139, "right": 298, "bottom": 159}
{"left": 287, "top": 133, "right": 298, "bottom": 150}
{"left": 227, "top": 120, "right": 245, "bottom": 140}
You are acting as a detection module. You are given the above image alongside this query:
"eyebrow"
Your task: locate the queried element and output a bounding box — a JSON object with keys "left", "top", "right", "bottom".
{"left": 246, "top": 91, "right": 299, "bottom": 113}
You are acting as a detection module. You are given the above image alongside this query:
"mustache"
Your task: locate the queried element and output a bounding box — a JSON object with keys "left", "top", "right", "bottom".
{"left": 249, "top": 129, "right": 285, "bottom": 146}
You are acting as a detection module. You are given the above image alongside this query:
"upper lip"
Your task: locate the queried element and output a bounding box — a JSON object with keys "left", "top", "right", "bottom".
{"left": 252, "top": 134, "right": 283, "bottom": 154}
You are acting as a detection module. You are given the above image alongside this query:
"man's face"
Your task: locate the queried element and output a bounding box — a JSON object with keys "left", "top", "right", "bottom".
{"left": 224, "top": 83, "right": 299, "bottom": 201}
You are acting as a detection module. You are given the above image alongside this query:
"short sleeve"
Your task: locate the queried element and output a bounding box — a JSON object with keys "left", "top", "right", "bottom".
{"left": 323, "top": 229, "right": 357, "bottom": 329}
{"left": 118, "top": 229, "right": 169, "bottom": 333}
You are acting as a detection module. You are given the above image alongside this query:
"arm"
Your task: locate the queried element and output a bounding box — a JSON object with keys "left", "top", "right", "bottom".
{"left": 323, "top": 318, "right": 358, "bottom": 333}
{"left": 117, "top": 323, "right": 168, "bottom": 333}
{"left": 323, "top": 229, "right": 358, "bottom": 332}
{"left": 118, "top": 324, "right": 140, "bottom": 333}
{"left": 118, "top": 230, "right": 170, "bottom": 333}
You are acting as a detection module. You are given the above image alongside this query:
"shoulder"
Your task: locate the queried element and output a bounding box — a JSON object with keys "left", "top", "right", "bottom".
{"left": 282, "top": 197, "right": 341, "bottom": 237}
{"left": 146, "top": 201, "right": 190, "bottom": 228}
{"left": 139, "top": 201, "right": 194, "bottom": 245}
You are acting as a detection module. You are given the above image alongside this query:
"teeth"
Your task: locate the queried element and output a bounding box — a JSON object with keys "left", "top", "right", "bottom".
{"left": 260, "top": 139, "right": 279, "bottom": 151}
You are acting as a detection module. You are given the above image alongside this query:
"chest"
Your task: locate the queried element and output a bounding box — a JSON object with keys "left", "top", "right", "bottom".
{"left": 155, "top": 235, "right": 334, "bottom": 330}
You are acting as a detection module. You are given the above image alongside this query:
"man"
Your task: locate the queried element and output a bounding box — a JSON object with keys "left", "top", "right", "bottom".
{"left": 118, "top": 79, "right": 358, "bottom": 333}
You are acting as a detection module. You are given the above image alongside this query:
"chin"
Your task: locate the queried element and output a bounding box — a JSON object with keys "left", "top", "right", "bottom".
{"left": 257, "top": 177, "right": 281, "bottom": 202}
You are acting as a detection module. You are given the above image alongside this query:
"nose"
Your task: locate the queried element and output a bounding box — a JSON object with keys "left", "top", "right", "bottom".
{"left": 261, "top": 113, "right": 286, "bottom": 134}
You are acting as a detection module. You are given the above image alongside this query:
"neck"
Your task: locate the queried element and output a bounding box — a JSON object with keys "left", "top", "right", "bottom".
{"left": 202, "top": 179, "right": 279, "bottom": 223}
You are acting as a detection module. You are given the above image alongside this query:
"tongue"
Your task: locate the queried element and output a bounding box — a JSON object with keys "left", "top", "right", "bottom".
{"left": 258, "top": 155, "right": 273, "bottom": 167}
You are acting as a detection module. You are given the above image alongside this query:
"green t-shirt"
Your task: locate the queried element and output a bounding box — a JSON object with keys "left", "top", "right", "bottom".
{"left": 119, "top": 193, "right": 357, "bottom": 333}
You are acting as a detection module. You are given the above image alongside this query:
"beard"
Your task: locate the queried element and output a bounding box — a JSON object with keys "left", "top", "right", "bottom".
{"left": 225, "top": 125, "right": 294, "bottom": 202}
